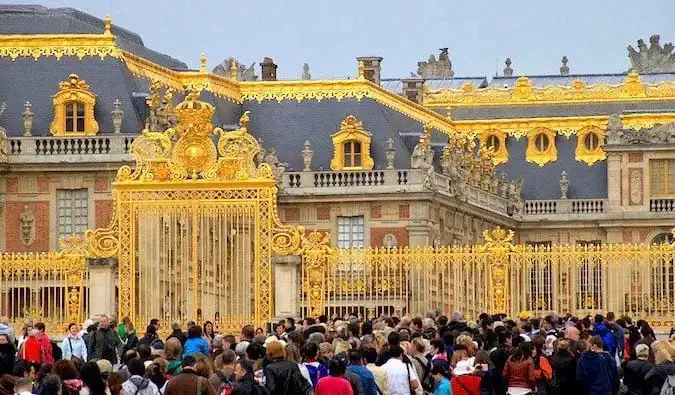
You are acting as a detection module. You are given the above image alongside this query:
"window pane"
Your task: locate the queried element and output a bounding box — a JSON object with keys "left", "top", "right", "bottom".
{"left": 66, "top": 104, "right": 74, "bottom": 117}
{"left": 76, "top": 117, "right": 85, "bottom": 132}
{"left": 66, "top": 118, "right": 74, "bottom": 132}
{"left": 353, "top": 153, "right": 361, "bottom": 167}
{"left": 56, "top": 189, "right": 88, "bottom": 241}
{"left": 76, "top": 103, "right": 84, "bottom": 117}
{"left": 337, "top": 215, "right": 365, "bottom": 248}
{"left": 353, "top": 142, "right": 361, "bottom": 154}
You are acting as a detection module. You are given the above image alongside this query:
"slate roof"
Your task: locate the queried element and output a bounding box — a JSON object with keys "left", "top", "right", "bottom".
{"left": 0, "top": 5, "right": 187, "bottom": 70}
{"left": 381, "top": 77, "right": 488, "bottom": 95}
{"left": 488, "top": 72, "right": 675, "bottom": 88}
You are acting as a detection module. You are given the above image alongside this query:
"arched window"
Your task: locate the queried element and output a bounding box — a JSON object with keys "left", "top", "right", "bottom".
{"left": 487, "top": 134, "right": 500, "bottom": 152}
{"left": 330, "top": 115, "right": 374, "bottom": 170}
{"left": 343, "top": 140, "right": 362, "bottom": 168}
{"left": 50, "top": 74, "right": 99, "bottom": 136}
{"left": 65, "top": 101, "right": 86, "bottom": 133}
{"left": 650, "top": 233, "right": 675, "bottom": 308}
{"left": 534, "top": 133, "right": 550, "bottom": 152}
{"left": 479, "top": 129, "right": 508, "bottom": 165}
{"left": 652, "top": 233, "right": 675, "bottom": 244}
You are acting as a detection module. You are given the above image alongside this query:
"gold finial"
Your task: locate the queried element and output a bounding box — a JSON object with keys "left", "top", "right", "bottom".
{"left": 199, "top": 53, "right": 207, "bottom": 73}
{"left": 358, "top": 60, "right": 365, "bottom": 79}
{"left": 230, "top": 60, "right": 239, "bottom": 80}
{"left": 104, "top": 15, "right": 112, "bottom": 36}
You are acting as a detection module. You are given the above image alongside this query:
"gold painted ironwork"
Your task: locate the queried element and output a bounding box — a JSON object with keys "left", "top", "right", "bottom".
{"left": 330, "top": 115, "right": 374, "bottom": 171}
{"left": 424, "top": 72, "right": 675, "bottom": 107}
{"left": 83, "top": 89, "right": 301, "bottom": 332}
{"left": 301, "top": 227, "right": 675, "bottom": 328}
{"left": 0, "top": 251, "right": 87, "bottom": 331}
{"left": 50, "top": 74, "right": 99, "bottom": 136}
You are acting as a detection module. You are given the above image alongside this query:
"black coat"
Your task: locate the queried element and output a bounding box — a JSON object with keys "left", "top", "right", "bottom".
{"left": 167, "top": 330, "right": 187, "bottom": 347}
{"left": 263, "top": 359, "right": 311, "bottom": 395}
{"left": 644, "top": 362, "right": 675, "bottom": 395}
{"left": 0, "top": 344, "right": 15, "bottom": 376}
{"left": 232, "top": 375, "right": 265, "bottom": 395}
{"left": 623, "top": 359, "right": 653, "bottom": 395}
{"left": 549, "top": 350, "right": 576, "bottom": 395}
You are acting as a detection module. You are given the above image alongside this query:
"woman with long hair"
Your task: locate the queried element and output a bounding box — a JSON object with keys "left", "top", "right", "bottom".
{"left": 202, "top": 321, "right": 215, "bottom": 348}
{"left": 549, "top": 339, "right": 576, "bottom": 395}
{"left": 62, "top": 323, "right": 88, "bottom": 363}
{"left": 80, "top": 362, "right": 110, "bottom": 395}
{"left": 502, "top": 342, "right": 536, "bottom": 394}
{"left": 431, "top": 360, "right": 451, "bottom": 395}
{"left": 0, "top": 335, "right": 14, "bottom": 376}
{"left": 53, "top": 360, "right": 82, "bottom": 395}
{"left": 146, "top": 359, "right": 168, "bottom": 394}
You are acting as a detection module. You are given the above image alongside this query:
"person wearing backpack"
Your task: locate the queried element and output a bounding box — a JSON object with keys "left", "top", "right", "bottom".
{"left": 593, "top": 315, "right": 617, "bottom": 361}
{"left": 644, "top": 340, "right": 675, "bottom": 395}
{"left": 346, "top": 349, "right": 377, "bottom": 395}
{"left": 575, "top": 336, "right": 617, "bottom": 395}
{"left": 209, "top": 350, "right": 237, "bottom": 395}
{"left": 302, "top": 342, "right": 329, "bottom": 389}
{"left": 232, "top": 360, "right": 268, "bottom": 395}
{"left": 409, "top": 339, "right": 434, "bottom": 393}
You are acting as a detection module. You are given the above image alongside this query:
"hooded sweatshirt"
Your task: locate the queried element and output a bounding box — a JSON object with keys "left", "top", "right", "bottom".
{"left": 122, "top": 376, "right": 160, "bottom": 395}
{"left": 575, "top": 350, "right": 617, "bottom": 395}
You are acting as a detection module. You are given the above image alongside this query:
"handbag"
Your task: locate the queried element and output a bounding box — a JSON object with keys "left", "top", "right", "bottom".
{"left": 68, "top": 338, "right": 85, "bottom": 364}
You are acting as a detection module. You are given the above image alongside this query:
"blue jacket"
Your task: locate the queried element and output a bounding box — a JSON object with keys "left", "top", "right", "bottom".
{"left": 434, "top": 377, "right": 451, "bottom": 395}
{"left": 62, "top": 335, "right": 88, "bottom": 361}
{"left": 593, "top": 323, "right": 617, "bottom": 356}
{"left": 182, "top": 337, "right": 210, "bottom": 357}
{"left": 576, "top": 350, "right": 617, "bottom": 395}
{"left": 347, "top": 364, "right": 378, "bottom": 395}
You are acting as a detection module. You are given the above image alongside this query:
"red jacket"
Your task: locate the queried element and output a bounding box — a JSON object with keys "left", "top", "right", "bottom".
{"left": 451, "top": 375, "right": 482, "bottom": 395}
{"left": 20, "top": 337, "right": 42, "bottom": 364}
{"left": 36, "top": 333, "right": 54, "bottom": 365}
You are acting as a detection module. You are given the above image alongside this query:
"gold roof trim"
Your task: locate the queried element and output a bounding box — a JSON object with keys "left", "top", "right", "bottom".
{"left": 424, "top": 73, "right": 675, "bottom": 107}
{"left": 0, "top": 34, "right": 119, "bottom": 60}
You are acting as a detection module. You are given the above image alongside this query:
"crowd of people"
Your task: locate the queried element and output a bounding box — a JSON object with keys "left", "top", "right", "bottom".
{"left": 0, "top": 310, "right": 673, "bottom": 394}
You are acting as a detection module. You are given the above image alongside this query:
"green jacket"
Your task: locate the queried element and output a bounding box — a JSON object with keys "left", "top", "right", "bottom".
{"left": 89, "top": 327, "right": 121, "bottom": 364}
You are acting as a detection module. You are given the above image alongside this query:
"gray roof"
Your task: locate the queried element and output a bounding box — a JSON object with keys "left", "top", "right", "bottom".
{"left": 380, "top": 77, "right": 488, "bottom": 95}
{"left": 0, "top": 5, "right": 187, "bottom": 70}
{"left": 488, "top": 72, "right": 675, "bottom": 88}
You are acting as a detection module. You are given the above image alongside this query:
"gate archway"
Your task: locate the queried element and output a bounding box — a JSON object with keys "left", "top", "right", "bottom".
{"left": 80, "top": 90, "right": 302, "bottom": 332}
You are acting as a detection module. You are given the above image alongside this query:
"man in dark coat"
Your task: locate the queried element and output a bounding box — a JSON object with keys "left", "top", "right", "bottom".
{"left": 576, "top": 336, "right": 618, "bottom": 395}
{"left": 166, "top": 355, "right": 216, "bottom": 395}
{"left": 89, "top": 315, "right": 121, "bottom": 364}
{"left": 549, "top": 339, "right": 577, "bottom": 395}
{"left": 232, "top": 360, "right": 265, "bottom": 395}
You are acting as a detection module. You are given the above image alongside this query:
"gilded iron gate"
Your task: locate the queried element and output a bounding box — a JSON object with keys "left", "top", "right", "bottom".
{"left": 81, "top": 90, "right": 301, "bottom": 332}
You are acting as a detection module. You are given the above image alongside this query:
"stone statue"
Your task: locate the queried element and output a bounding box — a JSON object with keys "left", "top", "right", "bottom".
{"left": 649, "top": 121, "right": 675, "bottom": 144}
{"left": 503, "top": 58, "right": 514, "bottom": 77}
{"left": 411, "top": 136, "right": 433, "bottom": 170}
{"left": 385, "top": 138, "right": 396, "bottom": 169}
{"left": 301, "top": 140, "right": 313, "bottom": 171}
{"left": 605, "top": 113, "right": 625, "bottom": 145}
{"left": 301, "top": 63, "right": 311, "bottom": 80}
{"left": 560, "top": 171, "right": 569, "bottom": 199}
{"left": 0, "top": 102, "right": 5, "bottom": 120}
{"left": 446, "top": 143, "right": 468, "bottom": 200}
{"left": 560, "top": 56, "right": 569, "bottom": 76}
{"left": 255, "top": 138, "right": 267, "bottom": 167}
{"left": 0, "top": 126, "right": 8, "bottom": 163}
{"left": 263, "top": 148, "right": 287, "bottom": 189}
{"left": 22, "top": 101, "right": 33, "bottom": 137}
{"left": 213, "top": 57, "right": 259, "bottom": 81}
{"left": 145, "top": 81, "right": 177, "bottom": 132}
{"left": 507, "top": 179, "right": 524, "bottom": 215}
{"left": 19, "top": 205, "right": 35, "bottom": 245}
{"left": 498, "top": 173, "right": 508, "bottom": 198}
{"left": 628, "top": 34, "right": 675, "bottom": 73}
{"left": 111, "top": 99, "right": 124, "bottom": 134}
{"left": 415, "top": 48, "right": 454, "bottom": 78}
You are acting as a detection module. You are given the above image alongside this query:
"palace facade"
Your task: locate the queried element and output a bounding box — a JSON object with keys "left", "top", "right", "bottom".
{"left": 1, "top": 5, "right": 675, "bottom": 321}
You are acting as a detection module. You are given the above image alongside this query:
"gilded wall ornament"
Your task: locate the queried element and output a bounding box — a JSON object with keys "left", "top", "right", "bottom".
{"left": 19, "top": 205, "right": 35, "bottom": 246}
{"left": 526, "top": 128, "right": 557, "bottom": 167}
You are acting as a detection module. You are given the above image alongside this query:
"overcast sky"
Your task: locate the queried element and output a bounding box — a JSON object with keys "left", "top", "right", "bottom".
{"left": 12, "top": 0, "right": 675, "bottom": 79}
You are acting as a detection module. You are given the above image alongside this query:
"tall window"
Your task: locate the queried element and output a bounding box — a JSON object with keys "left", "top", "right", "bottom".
{"left": 651, "top": 233, "right": 675, "bottom": 304}
{"left": 526, "top": 241, "right": 552, "bottom": 310}
{"left": 65, "top": 102, "right": 85, "bottom": 133}
{"left": 343, "top": 141, "right": 362, "bottom": 168}
{"left": 650, "top": 159, "right": 675, "bottom": 196}
{"left": 57, "top": 189, "right": 89, "bottom": 240}
{"left": 577, "top": 240, "right": 603, "bottom": 310}
{"left": 337, "top": 216, "right": 365, "bottom": 248}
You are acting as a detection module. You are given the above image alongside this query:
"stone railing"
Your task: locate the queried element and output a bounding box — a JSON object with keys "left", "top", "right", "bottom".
{"left": 650, "top": 199, "right": 675, "bottom": 213}
{"left": 7, "top": 135, "right": 135, "bottom": 163}
{"left": 524, "top": 198, "right": 607, "bottom": 216}
{"left": 282, "top": 169, "right": 512, "bottom": 216}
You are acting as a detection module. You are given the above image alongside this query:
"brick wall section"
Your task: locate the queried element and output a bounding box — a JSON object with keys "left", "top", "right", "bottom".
{"left": 628, "top": 153, "right": 643, "bottom": 163}
{"left": 95, "top": 200, "right": 113, "bottom": 229}
{"left": 5, "top": 178, "right": 18, "bottom": 193}
{"left": 94, "top": 177, "right": 109, "bottom": 192}
{"left": 37, "top": 177, "right": 50, "bottom": 193}
{"left": 370, "top": 227, "right": 409, "bottom": 247}
{"left": 622, "top": 231, "right": 632, "bottom": 243}
{"left": 370, "top": 205, "right": 382, "bottom": 219}
{"left": 284, "top": 207, "right": 300, "bottom": 222}
{"left": 398, "top": 204, "right": 410, "bottom": 219}
{"left": 316, "top": 207, "right": 330, "bottom": 220}
{"left": 5, "top": 201, "right": 50, "bottom": 252}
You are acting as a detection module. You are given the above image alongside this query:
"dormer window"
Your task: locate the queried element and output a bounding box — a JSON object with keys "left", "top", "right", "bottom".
{"left": 479, "top": 129, "right": 508, "bottom": 165}
{"left": 50, "top": 74, "right": 99, "bottom": 136}
{"left": 526, "top": 127, "right": 557, "bottom": 166}
{"left": 330, "top": 115, "right": 374, "bottom": 171}
{"left": 576, "top": 126, "right": 606, "bottom": 166}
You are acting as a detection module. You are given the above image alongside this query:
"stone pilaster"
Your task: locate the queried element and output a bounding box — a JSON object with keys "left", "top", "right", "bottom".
{"left": 606, "top": 152, "right": 622, "bottom": 211}
{"left": 273, "top": 255, "right": 301, "bottom": 321}
{"left": 88, "top": 258, "right": 117, "bottom": 318}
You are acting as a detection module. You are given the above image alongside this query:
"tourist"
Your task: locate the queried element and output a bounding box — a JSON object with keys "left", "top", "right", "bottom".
{"left": 285, "top": 344, "right": 312, "bottom": 388}
{"left": 211, "top": 335, "right": 224, "bottom": 359}
{"left": 117, "top": 317, "right": 138, "bottom": 354}
{"left": 302, "top": 341, "right": 328, "bottom": 389}
{"left": 209, "top": 350, "right": 236, "bottom": 393}
{"left": 408, "top": 338, "right": 429, "bottom": 383}
{"left": 80, "top": 361, "right": 111, "bottom": 395}
{"left": 429, "top": 360, "right": 451, "bottom": 395}
{"left": 450, "top": 358, "right": 481, "bottom": 395}
{"left": 34, "top": 322, "right": 55, "bottom": 365}
{"left": 531, "top": 335, "right": 552, "bottom": 392}
{"left": 254, "top": 328, "right": 264, "bottom": 337}
{"left": 165, "top": 338, "right": 183, "bottom": 377}
{"left": 147, "top": 359, "right": 169, "bottom": 394}
{"left": 16, "top": 325, "right": 32, "bottom": 351}
{"left": 18, "top": 329, "right": 42, "bottom": 365}
{"left": 16, "top": 377, "right": 37, "bottom": 395}
{"left": 138, "top": 325, "right": 163, "bottom": 350}
{"left": 363, "top": 347, "right": 389, "bottom": 394}
{"left": 622, "top": 343, "right": 652, "bottom": 395}
{"left": 122, "top": 358, "right": 160, "bottom": 395}
{"left": 231, "top": 360, "right": 263, "bottom": 395}
{"left": 183, "top": 326, "right": 209, "bottom": 357}
{"left": 576, "top": 336, "right": 617, "bottom": 395}
{"left": 315, "top": 358, "right": 353, "bottom": 395}
{"left": 0, "top": 374, "right": 14, "bottom": 395}
{"left": 165, "top": 355, "right": 215, "bottom": 395}
{"left": 97, "top": 359, "right": 113, "bottom": 381}
{"left": 263, "top": 340, "right": 312, "bottom": 394}
{"left": 62, "top": 323, "right": 88, "bottom": 362}
{"left": 90, "top": 315, "right": 121, "bottom": 364}
{"left": 12, "top": 359, "right": 37, "bottom": 383}
{"left": 473, "top": 350, "right": 496, "bottom": 395}
{"left": 0, "top": 318, "right": 14, "bottom": 347}
{"left": 54, "top": 359, "right": 82, "bottom": 395}
{"left": 0, "top": 335, "right": 14, "bottom": 376}
{"left": 549, "top": 339, "right": 576, "bottom": 395}
{"left": 502, "top": 341, "right": 535, "bottom": 394}
{"left": 167, "top": 321, "right": 187, "bottom": 347}
{"left": 202, "top": 322, "right": 215, "bottom": 348}
{"left": 346, "top": 349, "right": 377, "bottom": 395}
{"left": 107, "top": 373, "right": 123, "bottom": 395}
{"left": 382, "top": 345, "right": 420, "bottom": 395}
{"left": 644, "top": 340, "right": 675, "bottom": 394}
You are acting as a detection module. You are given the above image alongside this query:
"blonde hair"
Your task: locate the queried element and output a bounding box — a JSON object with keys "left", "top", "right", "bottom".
{"left": 636, "top": 344, "right": 650, "bottom": 360}
{"left": 450, "top": 349, "right": 468, "bottom": 368}
{"left": 164, "top": 338, "right": 182, "bottom": 360}
{"left": 319, "top": 342, "right": 333, "bottom": 356}
{"left": 333, "top": 340, "right": 350, "bottom": 355}
{"left": 652, "top": 340, "right": 673, "bottom": 364}
{"left": 456, "top": 333, "right": 476, "bottom": 357}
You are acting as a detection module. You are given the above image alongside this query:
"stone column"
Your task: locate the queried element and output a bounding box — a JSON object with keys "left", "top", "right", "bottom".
{"left": 88, "top": 258, "right": 117, "bottom": 318}
{"left": 406, "top": 223, "right": 432, "bottom": 315}
{"left": 606, "top": 152, "right": 622, "bottom": 211}
{"left": 273, "top": 255, "right": 300, "bottom": 321}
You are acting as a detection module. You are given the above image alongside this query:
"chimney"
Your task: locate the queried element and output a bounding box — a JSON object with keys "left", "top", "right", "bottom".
{"left": 401, "top": 78, "right": 424, "bottom": 104}
{"left": 356, "top": 56, "right": 383, "bottom": 84}
{"left": 260, "top": 57, "right": 278, "bottom": 81}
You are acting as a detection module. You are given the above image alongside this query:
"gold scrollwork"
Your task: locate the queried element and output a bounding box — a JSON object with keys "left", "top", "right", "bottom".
{"left": 575, "top": 126, "right": 606, "bottom": 166}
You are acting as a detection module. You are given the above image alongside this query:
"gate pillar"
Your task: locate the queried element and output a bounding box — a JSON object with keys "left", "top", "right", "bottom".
{"left": 272, "top": 255, "right": 301, "bottom": 320}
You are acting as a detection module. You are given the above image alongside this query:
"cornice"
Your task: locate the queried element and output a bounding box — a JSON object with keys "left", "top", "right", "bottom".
{"left": 424, "top": 73, "right": 675, "bottom": 107}
{"left": 0, "top": 34, "right": 119, "bottom": 60}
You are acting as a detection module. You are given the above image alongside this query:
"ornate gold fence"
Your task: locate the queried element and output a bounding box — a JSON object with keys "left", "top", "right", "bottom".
{"left": 300, "top": 228, "right": 675, "bottom": 327}
{"left": 0, "top": 251, "right": 87, "bottom": 331}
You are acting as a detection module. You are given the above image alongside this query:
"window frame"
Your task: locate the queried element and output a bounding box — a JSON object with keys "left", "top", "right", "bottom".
{"left": 336, "top": 216, "right": 365, "bottom": 249}
{"left": 650, "top": 159, "right": 675, "bottom": 197}
{"left": 57, "top": 189, "right": 89, "bottom": 241}
{"left": 575, "top": 126, "right": 606, "bottom": 166}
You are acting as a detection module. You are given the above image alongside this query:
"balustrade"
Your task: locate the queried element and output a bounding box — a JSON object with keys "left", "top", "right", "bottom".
{"left": 650, "top": 199, "right": 675, "bottom": 212}
{"left": 524, "top": 198, "right": 607, "bottom": 216}
{"left": 7, "top": 135, "right": 135, "bottom": 162}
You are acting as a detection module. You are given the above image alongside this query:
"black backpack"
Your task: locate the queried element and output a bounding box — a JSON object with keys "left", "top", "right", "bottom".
{"left": 413, "top": 356, "right": 435, "bottom": 392}
{"left": 51, "top": 341, "right": 62, "bottom": 361}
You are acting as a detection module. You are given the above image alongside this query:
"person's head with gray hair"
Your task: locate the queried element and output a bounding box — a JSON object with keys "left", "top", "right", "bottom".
{"left": 451, "top": 311, "right": 464, "bottom": 322}
{"left": 171, "top": 321, "right": 181, "bottom": 331}
{"left": 28, "top": 328, "right": 39, "bottom": 338}
{"left": 308, "top": 332, "right": 325, "bottom": 345}
{"left": 636, "top": 343, "right": 650, "bottom": 360}
{"left": 212, "top": 335, "right": 224, "bottom": 350}
{"left": 235, "top": 341, "right": 250, "bottom": 357}
{"left": 422, "top": 318, "right": 435, "bottom": 330}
